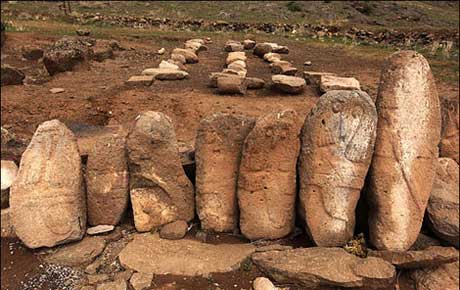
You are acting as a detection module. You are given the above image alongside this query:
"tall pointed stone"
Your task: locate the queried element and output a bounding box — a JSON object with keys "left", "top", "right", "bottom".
{"left": 298, "top": 90, "right": 377, "bottom": 246}
{"left": 10, "top": 120, "right": 86, "bottom": 248}
{"left": 86, "top": 126, "right": 129, "bottom": 226}
{"left": 127, "top": 112, "right": 194, "bottom": 232}
{"left": 195, "top": 113, "right": 255, "bottom": 232}
{"left": 369, "top": 50, "right": 441, "bottom": 251}
{"left": 238, "top": 109, "right": 300, "bottom": 240}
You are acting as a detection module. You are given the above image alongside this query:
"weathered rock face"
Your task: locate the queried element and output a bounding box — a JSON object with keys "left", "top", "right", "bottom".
{"left": 10, "top": 120, "right": 86, "bottom": 248}
{"left": 171, "top": 48, "right": 198, "bottom": 63}
{"left": 1, "top": 160, "right": 18, "bottom": 208}
{"left": 298, "top": 90, "right": 377, "bottom": 247}
{"left": 159, "top": 220, "right": 188, "bottom": 240}
{"left": 86, "top": 128, "right": 129, "bottom": 226}
{"left": 216, "top": 75, "right": 247, "bottom": 95}
{"left": 1, "top": 65, "right": 25, "bottom": 86}
{"left": 369, "top": 50, "right": 441, "bottom": 251}
{"left": 43, "top": 37, "right": 93, "bottom": 75}
{"left": 195, "top": 113, "right": 255, "bottom": 232}
{"left": 408, "top": 261, "right": 459, "bottom": 290}
{"left": 252, "top": 247, "right": 396, "bottom": 289}
{"left": 426, "top": 158, "right": 459, "bottom": 247}
{"left": 119, "top": 233, "right": 255, "bottom": 276}
{"left": 368, "top": 246, "right": 459, "bottom": 269}
{"left": 271, "top": 75, "right": 306, "bottom": 94}
{"left": 238, "top": 109, "right": 300, "bottom": 240}
{"left": 439, "top": 98, "right": 459, "bottom": 163}
{"left": 127, "top": 112, "right": 194, "bottom": 232}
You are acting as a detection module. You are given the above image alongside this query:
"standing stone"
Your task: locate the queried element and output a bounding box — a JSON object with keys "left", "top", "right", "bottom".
{"left": 439, "top": 98, "right": 459, "bottom": 163}
{"left": 426, "top": 158, "right": 459, "bottom": 247}
{"left": 10, "top": 120, "right": 86, "bottom": 248}
{"left": 369, "top": 50, "right": 441, "bottom": 251}
{"left": 127, "top": 112, "right": 194, "bottom": 232}
{"left": 238, "top": 109, "right": 300, "bottom": 240}
{"left": 86, "top": 128, "right": 129, "bottom": 226}
{"left": 195, "top": 113, "right": 255, "bottom": 232}
{"left": 299, "top": 90, "right": 377, "bottom": 246}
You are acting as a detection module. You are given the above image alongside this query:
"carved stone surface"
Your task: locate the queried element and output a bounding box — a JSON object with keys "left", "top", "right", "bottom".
{"left": 86, "top": 127, "right": 129, "bottom": 226}
{"left": 439, "top": 98, "right": 459, "bottom": 163}
{"left": 299, "top": 90, "right": 377, "bottom": 246}
{"left": 10, "top": 120, "right": 86, "bottom": 248}
{"left": 238, "top": 109, "right": 300, "bottom": 240}
{"left": 195, "top": 113, "right": 255, "bottom": 232}
{"left": 127, "top": 111, "right": 194, "bottom": 232}
{"left": 426, "top": 158, "right": 459, "bottom": 247}
{"left": 369, "top": 50, "right": 441, "bottom": 251}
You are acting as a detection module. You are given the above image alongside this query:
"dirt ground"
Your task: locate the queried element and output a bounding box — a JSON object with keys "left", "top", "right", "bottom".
{"left": 1, "top": 30, "right": 458, "bottom": 290}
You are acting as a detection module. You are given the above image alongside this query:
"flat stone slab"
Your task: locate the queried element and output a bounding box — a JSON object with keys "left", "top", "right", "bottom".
{"left": 319, "top": 75, "right": 360, "bottom": 92}
{"left": 272, "top": 75, "right": 306, "bottom": 94}
{"left": 87, "top": 225, "right": 115, "bottom": 235}
{"left": 118, "top": 233, "right": 255, "bottom": 276}
{"left": 141, "top": 68, "right": 188, "bottom": 80}
{"left": 43, "top": 236, "right": 106, "bottom": 266}
{"left": 368, "top": 246, "right": 459, "bottom": 269}
{"left": 126, "top": 75, "right": 154, "bottom": 87}
{"left": 303, "top": 71, "right": 336, "bottom": 85}
{"left": 252, "top": 247, "right": 396, "bottom": 289}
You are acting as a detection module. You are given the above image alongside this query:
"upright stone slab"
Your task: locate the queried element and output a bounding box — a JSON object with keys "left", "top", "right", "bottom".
{"left": 195, "top": 113, "right": 255, "bottom": 232}
{"left": 238, "top": 109, "right": 300, "bottom": 240}
{"left": 86, "top": 127, "right": 129, "bottom": 226}
{"left": 298, "top": 90, "right": 377, "bottom": 247}
{"left": 10, "top": 120, "right": 86, "bottom": 248}
{"left": 127, "top": 112, "right": 194, "bottom": 232}
{"left": 369, "top": 50, "right": 441, "bottom": 251}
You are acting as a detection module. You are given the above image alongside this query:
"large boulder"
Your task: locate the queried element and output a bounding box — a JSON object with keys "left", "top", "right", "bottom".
{"left": 408, "top": 261, "right": 459, "bottom": 290}
{"left": 127, "top": 112, "right": 194, "bottom": 232}
{"left": 118, "top": 233, "right": 255, "bottom": 276}
{"left": 439, "top": 98, "right": 459, "bottom": 163}
{"left": 238, "top": 109, "right": 300, "bottom": 240}
{"left": 43, "top": 37, "right": 93, "bottom": 75}
{"left": 252, "top": 247, "right": 396, "bottom": 289}
{"left": 10, "top": 120, "right": 86, "bottom": 248}
{"left": 271, "top": 75, "right": 306, "bottom": 94}
{"left": 195, "top": 113, "right": 255, "bottom": 232}
{"left": 86, "top": 127, "right": 129, "bottom": 226}
{"left": 171, "top": 48, "right": 198, "bottom": 63}
{"left": 368, "top": 51, "right": 441, "bottom": 251}
{"left": 426, "top": 158, "right": 459, "bottom": 247}
{"left": 1, "top": 65, "right": 25, "bottom": 86}
{"left": 298, "top": 90, "right": 377, "bottom": 246}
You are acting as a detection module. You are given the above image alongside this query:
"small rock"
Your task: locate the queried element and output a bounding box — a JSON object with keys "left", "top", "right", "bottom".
{"left": 126, "top": 75, "right": 154, "bottom": 87}
{"left": 253, "top": 277, "right": 278, "bottom": 290}
{"left": 49, "top": 88, "right": 65, "bottom": 94}
{"left": 224, "top": 40, "right": 244, "bottom": 52}
{"left": 195, "top": 230, "right": 208, "bottom": 243}
{"left": 171, "top": 48, "right": 198, "bottom": 63}
{"left": 304, "top": 61, "right": 312, "bottom": 66}
{"left": 368, "top": 246, "right": 459, "bottom": 269}
{"left": 209, "top": 72, "right": 239, "bottom": 88}
{"left": 170, "top": 53, "right": 186, "bottom": 64}
{"left": 243, "top": 39, "right": 256, "bottom": 50}
{"left": 319, "top": 75, "right": 360, "bottom": 92}
{"left": 271, "top": 74, "right": 306, "bottom": 94}
{"left": 96, "top": 279, "right": 127, "bottom": 290}
{"left": 159, "top": 60, "right": 179, "bottom": 70}
{"left": 141, "top": 68, "right": 188, "bottom": 80}
{"left": 245, "top": 77, "right": 265, "bottom": 89}
{"left": 1, "top": 65, "right": 25, "bottom": 86}
{"left": 157, "top": 47, "right": 165, "bottom": 55}
{"left": 270, "top": 61, "right": 297, "bottom": 75}
{"left": 44, "top": 236, "right": 106, "bottom": 266}
{"left": 217, "top": 75, "right": 247, "bottom": 95}
{"left": 130, "top": 272, "right": 153, "bottom": 290}
{"left": 263, "top": 52, "right": 281, "bottom": 63}
{"left": 22, "top": 46, "right": 44, "bottom": 60}
{"left": 87, "top": 225, "right": 115, "bottom": 235}
{"left": 159, "top": 220, "right": 188, "bottom": 240}
{"left": 76, "top": 29, "right": 91, "bottom": 36}
{"left": 92, "top": 46, "right": 114, "bottom": 62}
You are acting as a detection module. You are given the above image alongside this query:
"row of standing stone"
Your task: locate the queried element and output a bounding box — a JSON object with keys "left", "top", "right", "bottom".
{"left": 6, "top": 50, "right": 455, "bottom": 252}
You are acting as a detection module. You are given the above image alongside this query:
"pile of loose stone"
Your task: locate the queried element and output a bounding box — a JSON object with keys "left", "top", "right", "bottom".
{"left": 1, "top": 50, "right": 459, "bottom": 290}
{"left": 127, "top": 38, "right": 210, "bottom": 87}
{"left": 209, "top": 39, "right": 265, "bottom": 95}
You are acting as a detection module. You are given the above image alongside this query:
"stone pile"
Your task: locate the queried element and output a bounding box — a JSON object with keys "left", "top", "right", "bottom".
{"left": 209, "top": 41, "right": 265, "bottom": 94}
{"left": 127, "top": 38, "right": 209, "bottom": 86}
